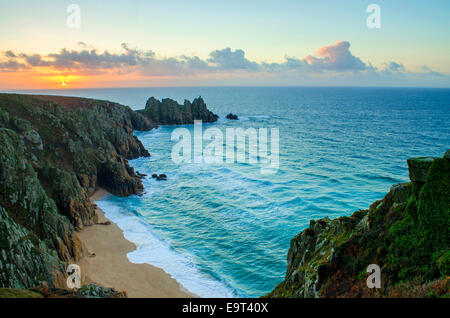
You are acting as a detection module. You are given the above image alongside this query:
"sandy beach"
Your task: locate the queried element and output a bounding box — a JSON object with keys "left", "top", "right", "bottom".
{"left": 77, "top": 188, "right": 192, "bottom": 298}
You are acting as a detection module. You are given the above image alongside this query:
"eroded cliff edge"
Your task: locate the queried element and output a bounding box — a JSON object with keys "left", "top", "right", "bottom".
{"left": 0, "top": 93, "right": 218, "bottom": 295}
{"left": 0, "top": 93, "right": 155, "bottom": 291}
{"left": 267, "top": 152, "right": 449, "bottom": 298}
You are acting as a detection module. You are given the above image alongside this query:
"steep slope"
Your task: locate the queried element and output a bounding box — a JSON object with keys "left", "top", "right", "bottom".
{"left": 0, "top": 94, "right": 153, "bottom": 290}
{"left": 267, "top": 152, "right": 449, "bottom": 298}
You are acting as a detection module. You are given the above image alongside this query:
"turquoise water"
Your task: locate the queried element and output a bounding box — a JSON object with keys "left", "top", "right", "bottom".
{"left": 14, "top": 87, "right": 450, "bottom": 297}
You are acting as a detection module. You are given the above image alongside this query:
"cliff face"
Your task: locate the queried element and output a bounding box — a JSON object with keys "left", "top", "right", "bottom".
{"left": 268, "top": 153, "right": 449, "bottom": 298}
{"left": 137, "top": 96, "right": 219, "bottom": 125}
{"left": 0, "top": 94, "right": 153, "bottom": 290}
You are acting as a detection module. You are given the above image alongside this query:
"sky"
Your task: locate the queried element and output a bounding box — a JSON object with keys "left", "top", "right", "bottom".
{"left": 0, "top": 0, "right": 449, "bottom": 89}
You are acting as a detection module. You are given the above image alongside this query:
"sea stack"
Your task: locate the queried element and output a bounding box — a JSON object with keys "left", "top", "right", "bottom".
{"left": 226, "top": 113, "right": 239, "bottom": 120}
{"left": 137, "top": 96, "right": 218, "bottom": 125}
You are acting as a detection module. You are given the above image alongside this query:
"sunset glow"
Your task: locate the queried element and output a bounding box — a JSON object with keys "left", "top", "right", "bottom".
{"left": 0, "top": 0, "right": 449, "bottom": 89}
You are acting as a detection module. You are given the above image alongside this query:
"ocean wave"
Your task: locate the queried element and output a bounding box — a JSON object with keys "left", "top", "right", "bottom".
{"left": 95, "top": 200, "right": 239, "bottom": 298}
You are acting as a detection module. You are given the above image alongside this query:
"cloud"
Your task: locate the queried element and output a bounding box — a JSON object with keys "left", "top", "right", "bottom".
{"left": 0, "top": 60, "right": 29, "bottom": 71}
{"left": 303, "top": 41, "right": 367, "bottom": 71}
{"left": 260, "top": 41, "right": 367, "bottom": 73}
{"left": 1, "top": 41, "right": 448, "bottom": 87}
{"left": 4, "top": 50, "right": 17, "bottom": 58}
{"left": 21, "top": 54, "right": 53, "bottom": 67}
{"left": 383, "top": 61, "right": 405, "bottom": 73}
{"left": 208, "top": 48, "right": 259, "bottom": 71}
{"left": 0, "top": 41, "right": 371, "bottom": 75}
{"left": 46, "top": 46, "right": 145, "bottom": 70}
{"left": 261, "top": 56, "right": 305, "bottom": 73}
{"left": 421, "top": 65, "right": 443, "bottom": 77}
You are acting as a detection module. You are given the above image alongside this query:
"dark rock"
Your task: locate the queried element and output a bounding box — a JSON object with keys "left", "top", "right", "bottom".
{"left": 389, "top": 183, "right": 410, "bottom": 204}
{"left": 137, "top": 96, "right": 218, "bottom": 125}
{"left": 156, "top": 174, "right": 167, "bottom": 181}
{"left": 136, "top": 171, "right": 147, "bottom": 179}
{"left": 407, "top": 157, "right": 436, "bottom": 183}
{"left": 444, "top": 149, "right": 450, "bottom": 160}
{"left": 226, "top": 113, "right": 238, "bottom": 120}
{"left": 96, "top": 221, "right": 111, "bottom": 226}
{"left": 98, "top": 160, "right": 143, "bottom": 196}
{"left": 152, "top": 174, "right": 158, "bottom": 178}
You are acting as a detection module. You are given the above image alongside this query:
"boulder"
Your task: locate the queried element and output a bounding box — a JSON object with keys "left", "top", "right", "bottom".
{"left": 226, "top": 113, "right": 238, "bottom": 120}
{"left": 136, "top": 171, "right": 147, "bottom": 179}
{"left": 406, "top": 157, "right": 436, "bottom": 183}
{"left": 22, "top": 129, "right": 44, "bottom": 150}
{"left": 156, "top": 174, "right": 167, "bottom": 181}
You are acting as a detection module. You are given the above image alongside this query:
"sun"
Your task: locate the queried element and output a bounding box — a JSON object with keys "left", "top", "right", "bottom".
{"left": 60, "top": 80, "right": 67, "bottom": 87}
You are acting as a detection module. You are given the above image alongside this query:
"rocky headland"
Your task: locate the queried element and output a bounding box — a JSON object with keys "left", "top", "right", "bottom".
{"left": 267, "top": 152, "right": 449, "bottom": 298}
{"left": 0, "top": 93, "right": 217, "bottom": 297}
{"left": 137, "top": 96, "right": 219, "bottom": 125}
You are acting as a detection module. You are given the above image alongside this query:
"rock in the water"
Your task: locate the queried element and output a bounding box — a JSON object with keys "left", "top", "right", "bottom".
{"left": 156, "top": 174, "right": 167, "bottom": 181}
{"left": 407, "top": 157, "right": 436, "bottom": 183}
{"left": 152, "top": 174, "right": 158, "bottom": 178}
{"left": 226, "top": 113, "right": 238, "bottom": 120}
{"left": 138, "top": 96, "right": 218, "bottom": 125}
{"left": 136, "top": 171, "right": 147, "bottom": 179}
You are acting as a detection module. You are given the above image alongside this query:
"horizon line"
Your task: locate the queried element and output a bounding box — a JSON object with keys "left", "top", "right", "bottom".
{"left": 3, "top": 85, "right": 450, "bottom": 92}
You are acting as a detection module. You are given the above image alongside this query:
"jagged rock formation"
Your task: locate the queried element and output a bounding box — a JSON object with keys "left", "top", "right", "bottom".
{"left": 226, "top": 113, "right": 238, "bottom": 120}
{"left": 0, "top": 94, "right": 154, "bottom": 290}
{"left": 267, "top": 152, "right": 449, "bottom": 298}
{"left": 138, "top": 96, "right": 218, "bottom": 125}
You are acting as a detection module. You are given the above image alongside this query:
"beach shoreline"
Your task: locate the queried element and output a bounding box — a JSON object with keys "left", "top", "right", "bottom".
{"left": 77, "top": 188, "right": 194, "bottom": 298}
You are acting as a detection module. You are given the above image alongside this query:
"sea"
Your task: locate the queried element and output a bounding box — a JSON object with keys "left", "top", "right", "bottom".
{"left": 9, "top": 87, "right": 450, "bottom": 297}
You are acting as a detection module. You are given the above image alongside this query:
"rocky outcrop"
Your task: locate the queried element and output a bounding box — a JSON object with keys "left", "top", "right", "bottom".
{"left": 226, "top": 113, "right": 238, "bottom": 120}
{"left": 407, "top": 157, "right": 435, "bottom": 183}
{"left": 267, "top": 151, "right": 449, "bottom": 298}
{"left": 0, "top": 129, "right": 80, "bottom": 288}
{"left": 138, "top": 96, "right": 218, "bottom": 125}
{"left": 0, "top": 93, "right": 154, "bottom": 291}
{"left": 0, "top": 93, "right": 221, "bottom": 296}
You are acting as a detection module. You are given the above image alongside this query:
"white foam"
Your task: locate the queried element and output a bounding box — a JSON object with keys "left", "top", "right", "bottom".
{"left": 96, "top": 200, "right": 238, "bottom": 298}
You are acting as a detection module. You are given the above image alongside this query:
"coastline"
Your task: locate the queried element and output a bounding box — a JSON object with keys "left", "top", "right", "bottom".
{"left": 77, "top": 188, "right": 194, "bottom": 298}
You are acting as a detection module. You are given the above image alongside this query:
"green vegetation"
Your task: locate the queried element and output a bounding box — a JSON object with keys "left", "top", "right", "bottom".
{"left": 268, "top": 153, "right": 450, "bottom": 298}
{"left": 0, "top": 288, "right": 43, "bottom": 298}
{"left": 0, "top": 94, "right": 155, "bottom": 293}
{"left": 388, "top": 158, "right": 450, "bottom": 281}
